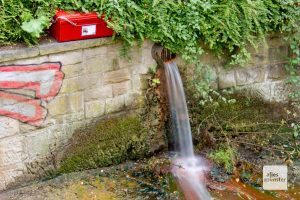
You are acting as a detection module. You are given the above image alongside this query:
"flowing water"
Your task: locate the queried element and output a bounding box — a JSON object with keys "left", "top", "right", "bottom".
{"left": 164, "top": 61, "right": 212, "bottom": 200}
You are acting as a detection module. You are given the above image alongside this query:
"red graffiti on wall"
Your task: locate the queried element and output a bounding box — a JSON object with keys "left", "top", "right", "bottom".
{"left": 0, "top": 62, "right": 64, "bottom": 126}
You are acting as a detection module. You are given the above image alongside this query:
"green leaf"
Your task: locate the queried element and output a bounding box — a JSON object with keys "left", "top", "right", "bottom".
{"left": 21, "top": 16, "right": 50, "bottom": 39}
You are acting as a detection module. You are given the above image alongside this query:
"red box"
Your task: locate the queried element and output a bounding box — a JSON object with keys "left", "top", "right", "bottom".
{"left": 50, "top": 10, "right": 113, "bottom": 42}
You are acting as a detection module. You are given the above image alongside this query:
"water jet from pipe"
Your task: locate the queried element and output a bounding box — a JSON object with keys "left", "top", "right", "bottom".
{"left": 152, "top": 44, "right": 212, "bottom": 200}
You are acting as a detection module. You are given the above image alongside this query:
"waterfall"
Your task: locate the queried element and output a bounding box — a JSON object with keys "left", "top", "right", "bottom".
{"left": 164, "top": 61, "right": 212, "bottom": 200}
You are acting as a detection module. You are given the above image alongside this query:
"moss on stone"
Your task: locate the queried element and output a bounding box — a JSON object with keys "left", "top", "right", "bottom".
{"left": 186, "top": 88, "right": 296, "bottom": 152}
{"left": 58, "top": 116, "right": 148, "bottom": 173}
{"left": 190, "top": 93, "right": 287, "bottom": 136}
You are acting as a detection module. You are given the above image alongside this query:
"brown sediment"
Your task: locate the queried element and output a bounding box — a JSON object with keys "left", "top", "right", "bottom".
{"left": 208, "top": 178, "right": 300, "bottom": 200}
{"left": 155, "top": 67, "right": 169, "bottom": 131}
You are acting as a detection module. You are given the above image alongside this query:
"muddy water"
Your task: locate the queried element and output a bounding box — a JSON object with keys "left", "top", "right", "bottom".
{"left": 209, "top": 180, "right": 300, "bottom": 200}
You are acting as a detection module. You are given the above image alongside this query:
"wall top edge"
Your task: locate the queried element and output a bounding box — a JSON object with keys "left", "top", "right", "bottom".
{"left": 0, "top": 37, "right": 115, "bottom": 63}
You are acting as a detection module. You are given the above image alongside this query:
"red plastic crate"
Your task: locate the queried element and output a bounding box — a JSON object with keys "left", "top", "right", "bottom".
{"left": 50, "top": 10, "right": 113, "bottom": 42}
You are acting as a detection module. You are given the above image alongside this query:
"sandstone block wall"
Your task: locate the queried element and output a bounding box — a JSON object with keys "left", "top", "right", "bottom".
{"left": 0, "top": 34, "right": 291, "bottom": 191}
{"left": 178, "top": 34, "right": 291, "bottom": 102}
{"left": 0, "top": 38, "right": 155, "bottom": 191}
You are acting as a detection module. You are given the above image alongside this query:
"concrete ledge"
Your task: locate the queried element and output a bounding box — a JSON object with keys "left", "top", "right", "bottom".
{"left": 0, "top": 37, "right": 115, "bottom": 63}
{"left": 0, "top": 46, "right": 39, "bottom": 63}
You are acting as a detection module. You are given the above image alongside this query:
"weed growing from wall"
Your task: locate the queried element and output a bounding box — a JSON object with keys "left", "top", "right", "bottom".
{"left": 286, "top": 36, "right": 300, "bottom": 100}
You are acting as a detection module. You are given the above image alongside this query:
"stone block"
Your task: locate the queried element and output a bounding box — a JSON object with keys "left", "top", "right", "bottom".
{"left": 105, "top": 95, "right": 125, "bottom": 114}
{"left": 0, "top": 135, "right": 24, "bottom": 166}
{"left": 53, "top": 112, "right": 85, "bottom": 124}
{"left": 142, "top": 39, "right": 154, "bottom": 49}
{"left": 199, "top": 52, "right": 222, "bottom": 66}
{"left": 132, "top": 75, "right": 141, "bottom": 92}
{"left": 84, "top": 46, "right": 107, "bottom": 58}
{"left": 113, "top": 81, "right": 132, "bottom": 96}
{"left": 142, "top": 45, "right": 156, "bottom": 67}
{"left": 62, "top": 63, "right": 84, "bottom": 78}
{"left": 68, "top": 92, "right": 84, "bottom": 114}
{"left": 125, "top": 92, "right": 143, "bottom": 108}
{"left": 0, "top": 46, "right": 39, "bottom": 63}
{"left": 57, "top": 122, "right": 85, "bottom": 146}
{"left": 0, "top": 163, "right": 25, "bottom": 191}
{"left": 134, "top": 63, "right": 151, "bottom": 75}
{"left": 103, "top": 68, "right": 131, "bottom": 84}
{"left": 3, "top": 56, "right": 49, "bottom": 66}
{"left": 39, "top": 38, "right": 84, "bottom": 55}
{"left": 82, "top": 37, "right": 114, "bottom": 49}
{"left": 140, "top": 74, "right": 151, "bottom": 90}
{"left": 38, "top": 37, "right": 113, "bottom": 55}
{"left": 119, "top": 49, "right": 143, "bottom": 69}
{"left": 84, "top": 72, "right": 103, "bottom": 89}
{"left": 84, "top": 85, "right": 113, "bottom": 102}
{"left": 49, "top": 50, "right": 83, "bottom": 65}
{"left": 20, "top": 114, "right": 55, "bottom": 132}
{"left": 111, "top": 58, "right": 121, "bottom": 71}
{"left": 250, "top": 53, "right": 268, "bottom": 65}
{"left": 85, "top": 100, "right": 105, "bottom": 118}
{"left": 106, "top": 43, "right": 122, "bottom": 58}
{"left": 48, "top": 95, "right": 68, "bottom": 116}
{"left": 0, "top": 117, "right": 19, "bottom": 139}
{"left": 24, "top": 129, "right": 57, "bottom": 159}
{"left": 60, "top": 77, "right": 86, "bottom": 94}
{"left": 267, "top": 64, "right": 287, "bottom": 80}
{"left": 118, "top": 57, "right": 135, "bottom": 69}
{"left": 218, "top": 70, "right": 236, "bottom": 89}
{"left": 141, "top": 58, "right": 156, "bottom": 75}
{"left": 267, "top": 34, "right": 286, "bottom": 48}
{"left": 48, "top": 93, "right": 84, "bottom": 116}
{"left": 85, "top": 56, "right": 113, "bottom": 74}
{"left": 242, "top": 81, "right": 289, "bottom": 103}
{"left": 268, "top": 46, "right": 289, "bottom": 63}
{"left": 247, "top": 42, "right": 268, "bottom": 55}
{"left": 236, "top": 67, "right": 265, "bottom": 86}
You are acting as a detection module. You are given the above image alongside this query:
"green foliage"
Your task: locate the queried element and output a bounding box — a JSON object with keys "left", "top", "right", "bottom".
{"left": 151, "top": 78, "right": 161, "bottom": 87}
{"left": 189, "top": 63, "right": 236, "bottom": 106}
{"left": 209, "top": 145, "right": 236, "bottom": 173}
{"left": 0, "top": 0, "right": 58, "bottom": 45}
{"left": 191, "top": 64, "right": 217, "bottom": 104}
{"left": 75, "top": 0, "right": 300, "bottom": 64}
{"left": 187, "top": 85, "right": 300, "bottom": 169}
{"left": 1, "top": 0, "right": 299, "bottom": 64}
{"left": 21, "top": 16, "right": 50, "bottom": 39}
{"left": 148, "top": 64, "right": 158, "bottom": 75}
{"left": 291, "top": 122, "right": 300, "bottom": 138}
{"left": 285, "top": 36, "right": 300, "bottom": 99}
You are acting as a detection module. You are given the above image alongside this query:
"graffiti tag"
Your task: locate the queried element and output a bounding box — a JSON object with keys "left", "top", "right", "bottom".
{"left": 0, "top": 62, "right": 64, "bottom": 126}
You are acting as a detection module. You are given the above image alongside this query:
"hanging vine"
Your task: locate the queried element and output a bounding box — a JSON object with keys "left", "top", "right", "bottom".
{"left": 0, "top": 0, "right": 299, "bottom": 64}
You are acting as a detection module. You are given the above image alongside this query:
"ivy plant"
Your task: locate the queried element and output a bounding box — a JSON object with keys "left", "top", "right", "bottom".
{"left": 0, "top": 0, "right": 299, "bottom": 64}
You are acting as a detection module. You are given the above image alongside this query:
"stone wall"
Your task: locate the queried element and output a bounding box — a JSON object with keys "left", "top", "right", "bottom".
{"left": 0, "top": 34, "right": 291, "bottom": 191}
{"left": 178, "top": 34, "right": 291, "bottom": 102}
{"left": 0, "top": 38, "right": 155, "bottom": 191}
